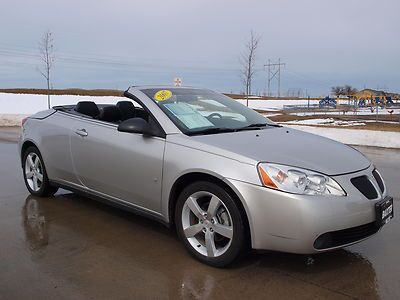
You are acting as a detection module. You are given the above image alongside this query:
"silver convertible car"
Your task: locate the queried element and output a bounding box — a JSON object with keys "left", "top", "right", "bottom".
{"left": 19, "top": 86, "right": 393, "bottom": 267}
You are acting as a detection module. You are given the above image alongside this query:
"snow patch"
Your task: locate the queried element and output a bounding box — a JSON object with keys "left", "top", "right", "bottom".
{"left": 263, "top": 113, "right": 282, "bottom": 118}
{"left": 280, "top": 118, "right": 366, "bottom": 127}
{"left": 285, "top": 125, "right": 400, "bottom": 148}
{"left": 236, "top": 99, "right": 319, "bottom": 110}
{"left": 0, "top": 93, "right": 125, "bottom": 115}
{"left": 291, "top": 107, "right": 400, "bottom": 116}
{"left": 0, "top": 114, "right": 29, "bottom": 127}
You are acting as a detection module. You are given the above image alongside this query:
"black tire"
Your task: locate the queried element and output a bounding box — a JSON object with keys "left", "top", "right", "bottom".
{"left": 175, "top": 181, "right": 246, "bottom": 267}
{"left": 22, "top": 146, "right": 58, "bottom": 197}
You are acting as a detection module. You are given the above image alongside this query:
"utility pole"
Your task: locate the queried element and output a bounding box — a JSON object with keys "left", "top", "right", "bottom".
{"left": 266, "top": 59, "right": 271, "bottom": 96}
{"left": 264, "top": 58, "right": 285, "bottom": 97}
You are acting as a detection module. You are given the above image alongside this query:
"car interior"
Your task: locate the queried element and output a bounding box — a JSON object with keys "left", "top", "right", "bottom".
{"left": 60, "top": 100, "right": 164, "bottom": 137}
{"left": 73, "top": 100, "right": 149, "bottom": 124}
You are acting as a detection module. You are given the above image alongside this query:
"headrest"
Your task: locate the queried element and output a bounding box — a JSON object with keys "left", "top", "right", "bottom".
{"left": 99, "top": 106, "right": 121, "bottom": 122}
{"left": 116, "top": 101, "right": 136, "bottom": 121}
{"left": 75, "top": 101, "right": 100, "bottom": 118}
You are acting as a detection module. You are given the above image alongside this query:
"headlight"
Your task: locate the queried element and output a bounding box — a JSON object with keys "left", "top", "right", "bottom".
{"left": 257, "top": 163, "right": 346, "bottom": 196}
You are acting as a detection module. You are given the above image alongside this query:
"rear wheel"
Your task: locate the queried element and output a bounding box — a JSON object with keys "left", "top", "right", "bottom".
{"left": 175, "top": 181, "right": 246, "bottom": 267}
{"left": 23, "top": 146, "right": 58, "bottom": 197}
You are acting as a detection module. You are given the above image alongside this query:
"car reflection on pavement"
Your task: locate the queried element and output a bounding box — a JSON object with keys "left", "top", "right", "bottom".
{"left": 22, "top": 196, "right": 49, "bottom": 250}
{"left": 21, "top": 194, "right": 379, "bottom": 299}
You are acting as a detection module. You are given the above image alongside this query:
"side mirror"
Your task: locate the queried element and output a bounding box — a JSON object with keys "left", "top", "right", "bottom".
{"left": 117, "top": 118, "right": 153, "bottom": 136}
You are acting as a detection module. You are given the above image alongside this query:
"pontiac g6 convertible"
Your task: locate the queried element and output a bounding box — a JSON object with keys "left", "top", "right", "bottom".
{"left": 19, "top": 86, "right": 393, "bottom": 267}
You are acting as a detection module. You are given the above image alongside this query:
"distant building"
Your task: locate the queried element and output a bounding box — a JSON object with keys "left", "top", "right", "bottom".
{"left": 354, "top": 89, "right": 399, "bottom": 100}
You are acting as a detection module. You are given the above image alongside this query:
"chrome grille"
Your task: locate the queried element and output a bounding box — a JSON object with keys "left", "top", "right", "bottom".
{"left": 372, "top": 169, "right": 385, "bottom": 193}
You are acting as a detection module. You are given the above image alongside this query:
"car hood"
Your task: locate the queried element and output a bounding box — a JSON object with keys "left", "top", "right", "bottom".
{"left": 187, "top": 127, "right": 370, "bottom": 175}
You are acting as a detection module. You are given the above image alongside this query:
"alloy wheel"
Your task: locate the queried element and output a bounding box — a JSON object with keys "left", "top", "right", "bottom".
{"left": 25, "top": 153, "right": 43, "bottom": 192}
{"left": 181, "top": 191, "right": 234, "bottom": 258}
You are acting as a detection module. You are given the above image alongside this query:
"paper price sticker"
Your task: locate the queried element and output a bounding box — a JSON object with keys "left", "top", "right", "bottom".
{"left": 154, "top": 90, "right": 172, "bottom": 101}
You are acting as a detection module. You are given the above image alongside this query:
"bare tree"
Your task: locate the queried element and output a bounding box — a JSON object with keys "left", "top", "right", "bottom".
{"left": 38, "top": 30, "right": 55, "bottom": 109}
{"left": 331, "top": 85, "right": 358, "bottom": 97}
{"left": 343, "top": 85, "right": 358, "bottom": 96}
{"left": 331, "top": 86, "right": 344, "bottom": 97}
{"left": 240, "top": 31, "right": 261, "bottom": 106}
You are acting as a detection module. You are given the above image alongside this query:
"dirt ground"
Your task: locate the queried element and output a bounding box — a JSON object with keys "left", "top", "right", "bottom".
{"left": 268, "top": 113, "right": 400, "bottom": 132}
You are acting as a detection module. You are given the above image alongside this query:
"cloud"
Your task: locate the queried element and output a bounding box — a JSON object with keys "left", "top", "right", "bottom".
{"left": 0, "top": 0, "right": 398, "bottom": 94}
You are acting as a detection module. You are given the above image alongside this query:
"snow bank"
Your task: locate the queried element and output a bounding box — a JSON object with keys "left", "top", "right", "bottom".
{"left": 263, "top": 113, "right": 282, "bottom": 118}
{"left": 0, "top": 93, "right": 126, "bottom": 126}
{"left": 0, "top": 114, "right": 29, "bottom": 127}
{"left": 2, "top": 94, "right": 310, "bottom": 114}
{"left": 236, "top": 99, "right": 319, "bottom": 110}
{"left": 284, "top": 125, "right": 400, "bottom": 148}
{"left": 280, "top": 118, "right": 366, "bottom": 127}
{"left": 0, "top": 93, "right": 125, "bottom": 115}
{"left": 292, "top": 107, "right": 400, "bottom": 116}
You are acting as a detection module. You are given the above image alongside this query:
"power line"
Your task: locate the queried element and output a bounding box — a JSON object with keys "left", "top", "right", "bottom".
{"left": 0, "top": 45, "right": 239, "bottom": 73}
{"left": 284, "top": 68, "right": 331, "bottom": 87}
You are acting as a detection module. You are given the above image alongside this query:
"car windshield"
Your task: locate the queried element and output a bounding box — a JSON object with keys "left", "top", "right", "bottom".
{"left": 140, "top": 88, "right": 276, "bottom": 135}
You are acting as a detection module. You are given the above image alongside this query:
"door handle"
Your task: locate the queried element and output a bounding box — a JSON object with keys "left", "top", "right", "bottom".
{"left": 75, "top": 129, "right": 88, "bottom": 137}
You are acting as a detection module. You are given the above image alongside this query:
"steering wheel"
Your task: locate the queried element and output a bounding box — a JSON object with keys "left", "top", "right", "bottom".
{"left": 207, "top": 113, "right": 223, "bottom": 119}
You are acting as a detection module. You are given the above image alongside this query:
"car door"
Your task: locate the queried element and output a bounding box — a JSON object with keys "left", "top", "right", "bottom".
{"left": 69, "top": 117, "right": 165, "bottom": 214}
{"left": 37, "top": 112, "right": 80, "bottom": 185}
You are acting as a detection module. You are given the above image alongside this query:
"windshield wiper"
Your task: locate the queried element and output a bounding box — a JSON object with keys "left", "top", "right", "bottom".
{"left": 245, "top": 123, "right": 268, "bottom": 128}
{"left": 189, "top": 123, "right": 281, "bottom": 136}
{"left": 248, "top": 123, "right": 282, "bottom": 128}
{"left": 189, "top": 127, "right": 236, "bottom": 136}
{"left": 235, "top": 123, "right": 281, "bottom": 131}
{"left": 265, "top": 123, "right": 282, "bottom": 127}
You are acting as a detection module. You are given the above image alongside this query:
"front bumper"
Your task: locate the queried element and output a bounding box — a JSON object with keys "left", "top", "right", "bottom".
{"left": 227, "top": 165, "right": 390, "bottom": 254}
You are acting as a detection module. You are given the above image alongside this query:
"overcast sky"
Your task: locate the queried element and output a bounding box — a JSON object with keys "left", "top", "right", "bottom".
{"left": 0, "top": 0, "right": 398, "bottom": 96}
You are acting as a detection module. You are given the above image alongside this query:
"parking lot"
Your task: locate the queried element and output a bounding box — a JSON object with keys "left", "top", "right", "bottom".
{"left": 0, "top": 128, "right": 399, "bottom": 299}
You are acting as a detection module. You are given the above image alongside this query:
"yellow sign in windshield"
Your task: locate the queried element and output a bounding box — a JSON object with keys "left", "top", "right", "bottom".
{"left": 154, "top": 90, "right": 172, "bottom": 101}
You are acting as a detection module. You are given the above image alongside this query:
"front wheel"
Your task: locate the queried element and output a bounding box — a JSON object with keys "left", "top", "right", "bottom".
{"left": 175, "top": 181, "right": 247, "bottom": 267}
{"left": 22, "top": 146, "right": 58, "bottom": 197}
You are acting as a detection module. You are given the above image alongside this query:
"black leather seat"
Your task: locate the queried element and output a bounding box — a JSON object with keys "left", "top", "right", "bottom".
{"left": 116, "top": 101, "right": 136, "bottom": 121}
{"left": 99, "top": 106, "right": 121, "bottom": 123}
{"left": 75, "top": 101, "right": 100, "bottom": 118}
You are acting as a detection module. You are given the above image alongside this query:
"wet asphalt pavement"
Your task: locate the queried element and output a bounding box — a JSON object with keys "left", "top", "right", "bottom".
{"left": 0, "top": 129, "right": 399, "bottom": 299}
